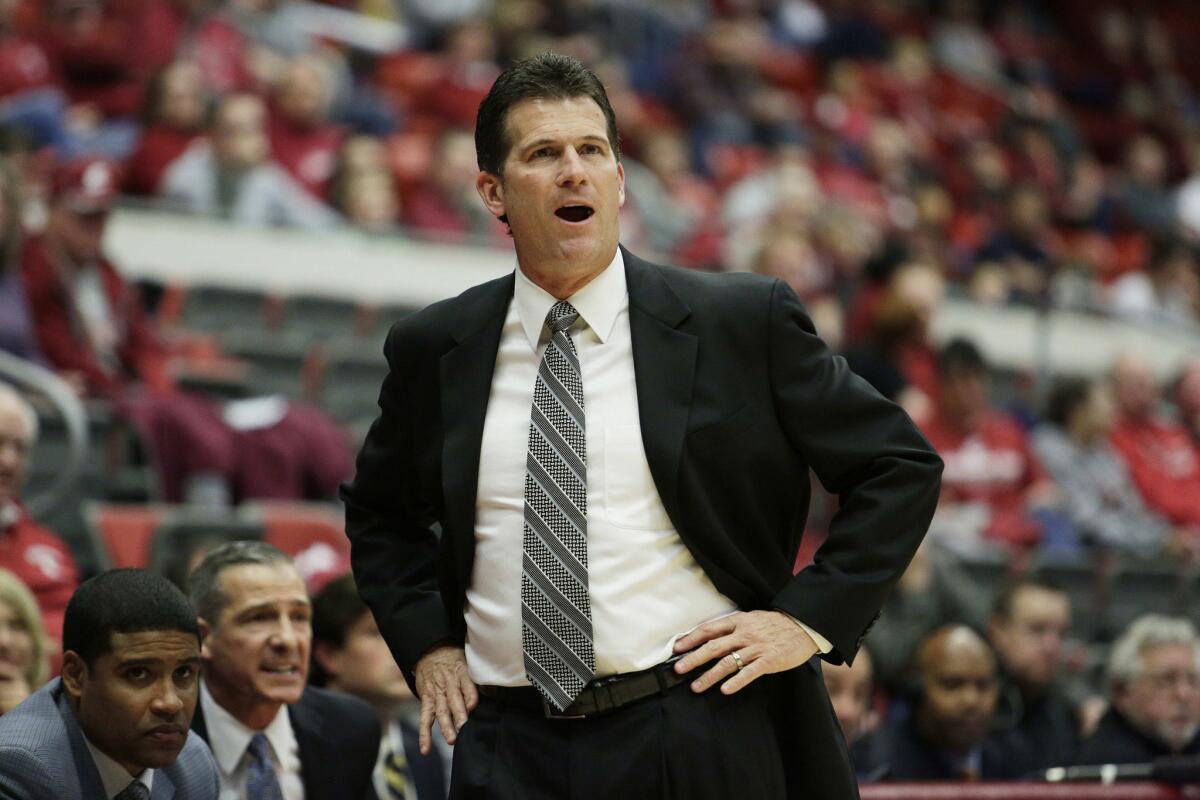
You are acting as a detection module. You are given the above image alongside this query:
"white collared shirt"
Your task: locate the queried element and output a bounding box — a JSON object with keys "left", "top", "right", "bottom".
{"left": 468, "top": 249, "right": 742, "bottom": 685}
{"left": 199, "top": 681, "right": 304, "bottom": 800}
{"left": 83, "top": 734, "right": 153, "bottom": 799}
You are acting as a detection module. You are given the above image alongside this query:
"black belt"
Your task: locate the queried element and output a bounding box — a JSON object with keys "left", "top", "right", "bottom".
{"left": 478, "top": 656, "right": 698, "bottom": 719}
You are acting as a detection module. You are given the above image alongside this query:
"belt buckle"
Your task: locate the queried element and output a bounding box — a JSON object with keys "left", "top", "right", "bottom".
{"left": 541, "top": 695, "right": 587, "bottom": 720}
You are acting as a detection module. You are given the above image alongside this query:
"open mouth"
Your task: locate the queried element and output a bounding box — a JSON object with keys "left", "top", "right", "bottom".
{"left": 261, "top": 665, "right": 300, "bottom": 676}
{"left": 555, "top": 205, "right": 594, "bottom": 223}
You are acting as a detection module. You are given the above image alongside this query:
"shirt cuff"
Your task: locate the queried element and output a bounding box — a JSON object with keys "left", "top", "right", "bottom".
{"left": 777, "top": 611, "right": 833, "bottom": 654}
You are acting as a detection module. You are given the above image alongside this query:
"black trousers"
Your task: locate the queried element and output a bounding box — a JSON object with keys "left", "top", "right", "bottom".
{"left": 449, "top": 676, "right": 788, "bottom": 800}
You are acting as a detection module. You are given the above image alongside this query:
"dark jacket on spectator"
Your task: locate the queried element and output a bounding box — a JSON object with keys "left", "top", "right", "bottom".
{"left": 1074, "top": 708, "right": 1200, "bottom": 766}
{"left": 876, "top": 713, "right": 1034, "bottom": 781}
{"left": 992, "top": 674, "right": 1081, "bottom": 773}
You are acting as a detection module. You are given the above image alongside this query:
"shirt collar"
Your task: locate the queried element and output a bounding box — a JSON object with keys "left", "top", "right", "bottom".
{"left": 82, "top": 733, "right": 154, "bottom": 799}
{"left": 514, "top": 248, "right": 626, "bottom": 351}
{"left": 200, "top": 679, "right": 291, "bottom": 776}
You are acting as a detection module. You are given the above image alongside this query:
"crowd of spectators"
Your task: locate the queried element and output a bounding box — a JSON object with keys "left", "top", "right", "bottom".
{"left": 1, "top": 0, "right": 1200, "bottom": 792}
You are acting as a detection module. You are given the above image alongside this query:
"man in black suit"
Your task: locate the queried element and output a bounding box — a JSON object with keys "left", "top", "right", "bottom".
{"left": 187, "top": 541, "right": 380, "bottom": 800}
{"left": 342, "top": 52, "right": 942, "bottom": 799}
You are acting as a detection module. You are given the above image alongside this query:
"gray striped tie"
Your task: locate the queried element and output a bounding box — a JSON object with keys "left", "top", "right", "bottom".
{"left": 522, "top": 300, "right": 595, "bottom": 710}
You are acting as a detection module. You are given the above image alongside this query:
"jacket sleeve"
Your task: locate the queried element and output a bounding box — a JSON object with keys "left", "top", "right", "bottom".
{"left": 341, "top": 321, "right": 456, "bottom": 684}
{"left": 765, "top": 279, "right": 943, "bottom": 664}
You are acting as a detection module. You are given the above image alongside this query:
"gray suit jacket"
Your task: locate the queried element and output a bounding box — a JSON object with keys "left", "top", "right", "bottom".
{"left": 0, "top": 678, "right": 219, "bottom": 800}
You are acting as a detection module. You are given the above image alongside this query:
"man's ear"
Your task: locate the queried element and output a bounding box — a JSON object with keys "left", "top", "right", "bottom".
{"left": 476, "top": 170, "right": 506, "bottom": 220}
{"left": 61, "top": 651, "right": 86, "bottom": 701}
{"left": 616, "top": 160, "right": 625, "bottom": 207}
{"left": 198, "top": 618, "right": 212, "bottom": 660}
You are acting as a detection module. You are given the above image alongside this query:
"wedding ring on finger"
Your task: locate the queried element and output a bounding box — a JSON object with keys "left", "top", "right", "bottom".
{"left": 730, "top": 650, "right": 746, "bottom": 671}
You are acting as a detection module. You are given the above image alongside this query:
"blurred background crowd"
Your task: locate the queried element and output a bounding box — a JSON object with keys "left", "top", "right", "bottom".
{"left": 1, "top": 0, "right": 1200, "bottom": 792}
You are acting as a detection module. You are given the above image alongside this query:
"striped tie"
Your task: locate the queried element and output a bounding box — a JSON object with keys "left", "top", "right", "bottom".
{"left": 382, "top": 740, "right": 410, "bottom": 799}
{"left": 245, "top": 733, "right": 284, "bottom": 800}
{"left": 114, "top": 780, "right": 149, "bottom": 800}
{"left": 521, "top": 300, "right": 595, "bottom": 711}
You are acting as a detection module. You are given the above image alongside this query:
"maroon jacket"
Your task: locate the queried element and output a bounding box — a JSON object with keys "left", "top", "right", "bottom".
{"left": 20, "top": 235, "right": 167, "bottom": 397}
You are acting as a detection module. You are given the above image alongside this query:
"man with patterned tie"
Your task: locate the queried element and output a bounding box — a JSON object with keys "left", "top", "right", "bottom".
{"left": 343, "top": 53, "right": 942, "bottom": 799}
{"left": 311, "top": 572, "right": 449, "bottom": 799}
{"left": 0, "top": 569, "right": 219, "bottom": 800}
{"left": 186, "top": 542, "right": 380, "bottom": 800}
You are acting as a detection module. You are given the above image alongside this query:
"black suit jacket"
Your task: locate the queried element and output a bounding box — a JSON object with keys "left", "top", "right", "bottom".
{"left": 191, "top": 685, "right": 381, "bottom": 800}
{"left": 342, "top": 248, "right": 942, "bottom": 797}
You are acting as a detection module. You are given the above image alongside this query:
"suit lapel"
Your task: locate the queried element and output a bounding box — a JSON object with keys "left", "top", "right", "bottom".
{"left": 290, "top": 697, "right": 335, "bottom": 799}
{"left": 623, "top": 248, "right": 695, "bottom": 527}
{"left": 439, "top": 273, "right": 514, "bottom": 556}
{"left": 56, "top": 683, "right": 108, "bottom": 799}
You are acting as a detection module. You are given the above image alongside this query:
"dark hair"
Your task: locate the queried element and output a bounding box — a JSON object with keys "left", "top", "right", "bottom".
{"left": 187, "top": 540, "right": 293, "bottom": 624}
{"left": 1044, "top": 377, "right": 1093, "bottom": 428}
{"left": 309, "top": 572, "right": 369, "bottom": 687}
{"left": 62, "top": 569, "right": 200, "bottom": 668}
{"left": 474, "top": 52, "right": 620, "bottom": 177}
{"left": 938, "top": 337, "right": 988, "bottom": 378}
{"left": 992, "top": 574, "right": 1067, "bottom": 621}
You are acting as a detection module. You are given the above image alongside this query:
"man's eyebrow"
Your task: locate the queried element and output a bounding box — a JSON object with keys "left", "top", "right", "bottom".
{"left": 236, "top": 599, "right": 312, "bottom": 616}
{"left": 117, "top": 655, "right": 203, "bottom": 669}
{"left": 520, "top": 134, "right": 609, "bottom": 152}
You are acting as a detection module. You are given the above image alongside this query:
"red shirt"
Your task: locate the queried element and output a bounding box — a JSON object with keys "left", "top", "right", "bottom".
{"left": 21, "top": 236, "right": 168, "bottom": 397}
{"left": 268, "top": 115, "right": 344, "bottom": 200}
{"left": 922, "top": 409, "right": 1047, "bottom": 545}
{"left": 0, "top": 34, "right": 54, "bottom": 99}
{"left": 123, "top": 126, "right": 200, "bottom": 196}
{"left": 0, "top": 505, "right": 79, "bottom": 645}
{"left": 1110, "top": 415, "right": 1200, "bottom": 526}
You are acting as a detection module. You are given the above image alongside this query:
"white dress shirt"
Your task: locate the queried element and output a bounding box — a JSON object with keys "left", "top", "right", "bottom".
{"left": 466, "top": 249, "right": 827, "bottom": 686}
{"left": 200, "top": 681, "right": 305, "bottom": 800}
{"left": 83, "top": 735, "right": 153, "bottom": 799}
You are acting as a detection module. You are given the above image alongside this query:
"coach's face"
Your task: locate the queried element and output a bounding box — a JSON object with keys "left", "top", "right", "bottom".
{"left": 63, "top": 630, "right": 201, "bottom": 774}
{"left": 200, "top": 562, "right": 312, "bottom": 715}
{"left": 477, "top": 95, "right": 624, "bottom": 284}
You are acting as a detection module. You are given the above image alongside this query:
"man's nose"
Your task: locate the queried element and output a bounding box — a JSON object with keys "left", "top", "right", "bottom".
{"left": 557, "top": 148, "right": 587, "bottom": 186}
{"left": 271, "top": 618, "right": 299, "bottom": 649}
{"left": 151, "top": 680, "right": 185, "bottom": 716}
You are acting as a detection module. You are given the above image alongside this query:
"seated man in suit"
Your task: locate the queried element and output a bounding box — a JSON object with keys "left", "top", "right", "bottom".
{"left": 1075, "top": 614, "right": 1200, "bottom": 765}
{"left": 0, "top": 568, "right": 218, "bottom": 799}
{"left": 312, "top": 572, "right": 449, "bottom": 800}
{"left": 986, "top": 576, "right": 1083, "bottom": 772}
{"left": 187, "top": 541, "right": 380, "bottom": 799}
{"left": 878, "top": 625, "right": 1031, "bottom": 781}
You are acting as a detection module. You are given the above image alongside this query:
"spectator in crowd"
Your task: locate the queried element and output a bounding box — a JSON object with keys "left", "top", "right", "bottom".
{"left": 1174, "top": 357, "right": 1200, "bottom": 446}
{"left": 0, "top": 567, "right": 48, "bottom": 716}
{"left": 986, "top": 577, "right": 1081, "bottom": 772}
{"left": 922, "top": 337, "right": 1059, "bottom": 551}
{"left": 1075, "top": 615, "right": 1200, "bottom": 764}
{"left": 0, "top": 382, "right": 79, "bottom": 646}
{"left": 21, "top": 156, "right": 238, "bottom": 504}
{"left": 877, "top": 625, "right": 1031, "bottom": 781}
{"left": 403, "top": 127, "right": 505, "bottom": 243}
{"left": 0, "top": 156, "right": 41, "bottom": 363}
{"left": 1034, "top": 376, "right": 1173, "bottom": 555}
{"left": 1111, "top": 238, "right": 1200, "bottom": 329}
{"left": 972, "top": 182, "right": 1059, "bottom": 305}
{"left": 865, "top": 539, "right": 990, "bottom": 692}
{"left": 844, "top": 261, "right": 944, "bottom": 426}
{"left": 160, "top": 92, "right": 340, "bottom": 229}
{"left": 0, "top": 569, "right": 218, "bottom": 799}
{"left": 188, "top": 541, "right": 379, "bottom": 800}
{"left": 1118, "top": 134, "right": 1177, "bottom": 237}
{"left": 123, "top": 60, "right": 210, "bottom": 197}
{"left": 822, "top": 645, "right": 885, "bottom": 780}
{"left": 267, "top": 54, "right": 344, "bottom": 200}
{"left": 312, "top": 572, "right": 448, "bottom": 799}
{"left": 1109, "top": 352, "right": 1200, "bottom": 531}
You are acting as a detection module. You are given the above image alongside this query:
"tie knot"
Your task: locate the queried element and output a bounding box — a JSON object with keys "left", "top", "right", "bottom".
{"left": 248, "top": 732, "right": 271, "bottom": 761}
{"left": 115, "top": 779, "right": 149, "bottom": 800}
{"left": 545, "top": 301, "right": 579, "bottom": 334}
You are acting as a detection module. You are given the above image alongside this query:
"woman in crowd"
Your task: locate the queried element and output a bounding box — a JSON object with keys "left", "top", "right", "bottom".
{"left": 0, "top": 568, "right": 49, "bottom": 716}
